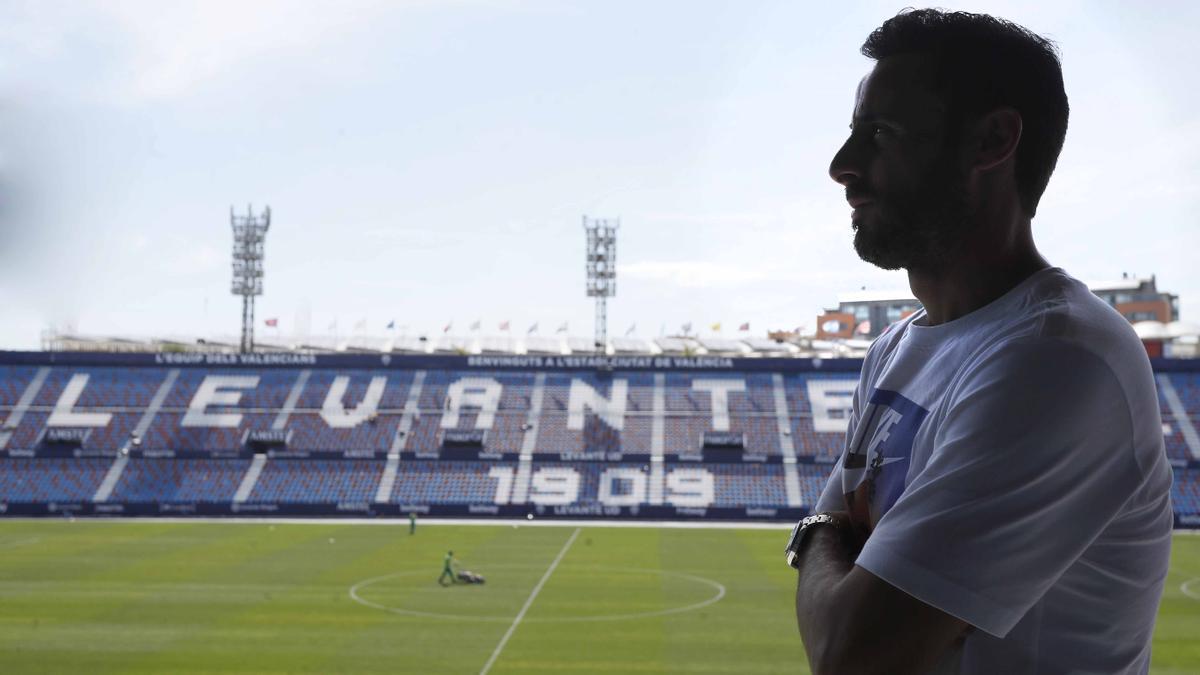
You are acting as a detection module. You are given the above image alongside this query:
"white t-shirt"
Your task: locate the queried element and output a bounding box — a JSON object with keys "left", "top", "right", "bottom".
{"left": 815, "top": 267, "right": 1173, "bottom": 674}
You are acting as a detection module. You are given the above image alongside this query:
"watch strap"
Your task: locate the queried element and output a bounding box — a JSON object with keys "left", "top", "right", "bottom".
{"left": 784, "top": 513, "right": 841, "bottom": 569}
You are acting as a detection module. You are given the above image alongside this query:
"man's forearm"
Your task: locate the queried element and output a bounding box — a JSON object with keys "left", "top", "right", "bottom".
{"left": 794, "top": 524, "right": 859, "bottom": 673}
{"left": 794, "top": 522, "right": 970, "bottom": 675}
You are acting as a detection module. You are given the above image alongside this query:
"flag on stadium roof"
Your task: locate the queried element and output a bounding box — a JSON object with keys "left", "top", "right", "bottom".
{"left": 499, "top": 320, "right": 510, "bottom": 331}
{"left": 387, "top": 320, "right": 395, "bottom": 330}
{"left": 739, "top": 322, "right": 750, "bottom": 331}
{"left": 527, "top": 322, "right": 539, "bottom": 334}
{"left": 556, "top": 322, "right": 568, "bottom": 333}
{"left": 710, "top": 322, "right": 722, "bottom": 332}
{"left": 443, "top": 321, "right": 453, "bottom": 333}
{"left": 625, "top": 323, "right": 636, "bottom": 336}
{"left": 354, "top": 318, "right": 367, "bottom": 331}
{"left": 682, "top": 322, "right": 692, "bottom": 334}
{"left": 470, "top": 319, "right": 481, "bottom": 331}
{"left": 264, "top": 318, "right": 278, "bottom": 327}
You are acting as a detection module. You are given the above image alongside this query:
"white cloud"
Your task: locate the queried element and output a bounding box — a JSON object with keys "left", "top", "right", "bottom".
{"left": 0, "top": 1, "right": 1194, "bottom": 348}
{"left": 621, "top": 260, "right": 795, "bottom": 289}
{"left": 0, "top": 0, "right": 430, "bottom": 104}
{"left": 363, "top": 226, "right": 467, "bottom": 249}
{"left": 103, "top": 1, "right": 394, "bottom": 103}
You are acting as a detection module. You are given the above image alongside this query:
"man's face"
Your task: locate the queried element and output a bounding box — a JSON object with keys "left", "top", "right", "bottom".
{"left": 829, "top": 54, "right": 972, "bottom": 271}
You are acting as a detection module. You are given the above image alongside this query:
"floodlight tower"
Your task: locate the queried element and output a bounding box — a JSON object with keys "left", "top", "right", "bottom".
{"left": 583, "top": 216, "right": 618, "bottom": 353}
{"left": 230, "top": 205, "right": 271, "bottom": 353}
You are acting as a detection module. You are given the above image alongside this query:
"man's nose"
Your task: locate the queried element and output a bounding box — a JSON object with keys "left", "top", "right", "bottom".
{"left": 829, "top": 138, "right": 863, "bottom": 187}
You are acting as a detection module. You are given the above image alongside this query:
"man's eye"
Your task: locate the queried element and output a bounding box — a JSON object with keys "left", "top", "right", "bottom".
{"left": 849, "top": 124, "right": 892, "bottom": 140}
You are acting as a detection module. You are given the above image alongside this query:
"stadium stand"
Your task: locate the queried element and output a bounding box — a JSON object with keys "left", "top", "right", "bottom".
{"left": 0, "top": 366, "right": 36, "bottom": 406}
{"left": 286, "top": 370, "right": 411, "bottom": 451}
{"left": 249, "top": 460, "right": 384, "bottom": 504}
{"left": 1172, "top": 468, "right": 1200, "bottom": 515}
{"left": 392, "top": 460, "right": 514, "bottom": 504}
{"left": 1163, "top": 424, "right": 1191, "bottom": 463}
{"left": 0, "top": 352, "right": 1196, "bottom": 525}
{"left": 710, "top": 464, "right": 788, "bottom": 507}
{"left": 112, "top": 458, "right": 250, "bottom": 503}
{"left": 0, "top": 458, "right": 110, "bottom": 502}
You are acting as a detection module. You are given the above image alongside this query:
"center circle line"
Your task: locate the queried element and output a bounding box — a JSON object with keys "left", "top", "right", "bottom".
{"left": 348, "top": 564, "right": 726, "bottom": 623}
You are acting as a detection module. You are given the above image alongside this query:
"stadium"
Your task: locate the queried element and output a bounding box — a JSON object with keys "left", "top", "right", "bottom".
{"left": 2, "top": 349, "right": 1199, "bottom": 525}
{"left": 1, "top": 344, "right": 1198, "bottom": 672}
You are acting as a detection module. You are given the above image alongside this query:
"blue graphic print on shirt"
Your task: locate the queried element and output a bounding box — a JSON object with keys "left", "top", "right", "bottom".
{"left": 842, "top": 388, "right": 930, "bottom": 526}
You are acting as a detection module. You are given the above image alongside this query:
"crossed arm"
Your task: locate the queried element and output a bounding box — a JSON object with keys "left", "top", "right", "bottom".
{"left": 794, "top": 513, "right": 971, "bottom": 675}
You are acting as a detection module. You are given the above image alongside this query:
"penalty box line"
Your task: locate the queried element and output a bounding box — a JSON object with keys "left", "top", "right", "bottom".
{"left": 479, "top": 526, "right": 581, "bottom": 675}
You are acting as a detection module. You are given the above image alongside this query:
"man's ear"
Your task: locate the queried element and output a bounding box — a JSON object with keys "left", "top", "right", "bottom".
{"left": 970, "top": 107, "right": 1022, "bottom": 171}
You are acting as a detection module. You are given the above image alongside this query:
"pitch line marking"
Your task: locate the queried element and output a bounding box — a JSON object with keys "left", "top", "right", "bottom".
{"left": 348, "top": 564, "right": 726, "bottom": 623}
{"left": 1181, "top": 578, "right": 1200, "bottom": 601}
{"left": 479, "top": 526, "right": 580, "bottom": 675}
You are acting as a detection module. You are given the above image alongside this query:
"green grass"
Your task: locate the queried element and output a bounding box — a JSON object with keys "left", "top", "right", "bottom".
{"left": 0, "top": 521, "right": 1195, "bottom": 674}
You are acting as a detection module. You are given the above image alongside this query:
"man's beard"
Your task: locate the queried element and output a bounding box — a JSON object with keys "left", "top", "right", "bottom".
{"left": 851, "top": 165, "right": 972, "bottom": 272}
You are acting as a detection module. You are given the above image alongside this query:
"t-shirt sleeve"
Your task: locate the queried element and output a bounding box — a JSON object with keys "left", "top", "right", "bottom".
{"left": 815, "top": 450, "right": 846, "bottom": 512}
{"left": 815, "top": 375, "right": 867, "bottom": 513}
{"left": 811, "top": 408, "right": 859, "bottom": 511}
{"left": 855, "top": 339, "right": 1142, "bottom": 638}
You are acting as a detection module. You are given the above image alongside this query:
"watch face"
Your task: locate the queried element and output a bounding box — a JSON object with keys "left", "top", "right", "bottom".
{"left": 785, "top": 520, "right": 802, "bottom": 553}
{"left": 784, "top": 519, "right": 804, "bottom": 569}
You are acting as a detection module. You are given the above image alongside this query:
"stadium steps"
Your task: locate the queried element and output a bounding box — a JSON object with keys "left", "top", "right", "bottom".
{"left": 375, "top": 454, "right": 400, "bottom": 503}
{"left": 0, "top": 367, "right": 50, "bottom": 449}
{"left": 233, "top": 454, "right": 269, "bottom": 502}
{"left": 648, "top": 373, "right": 665, "bottom": 505}
{"left": 390, "top": 370, "right": 426, "bottom": 453}
{"left": 93, "top": 455, "right": 129, "bottom": 502}
{"left": 1158, "top": 374, "right": 1200, "bottom": 459}
{"left": 132, "top": 369, "right": 180, "bottom": 438}
{"left": 511, "top": 372, "right": 546, "bottom": 504}
{"left": 272, "top": 369, "right": 311, "bottom": 430}
{"left": 379, "top": 369, "right": 432, "bottom": 502}
{"left": 772, "top": 373, "right": 804, "bottom": 507}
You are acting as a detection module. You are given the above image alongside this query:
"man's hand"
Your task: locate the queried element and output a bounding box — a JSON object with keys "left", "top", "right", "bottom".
{"left": 820, "top": 510, "right": 870, "bottom": 558}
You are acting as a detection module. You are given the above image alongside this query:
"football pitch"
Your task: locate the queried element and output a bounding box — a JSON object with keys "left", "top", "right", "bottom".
{"left": 0, "top": 520, "right": 1196, "bottom": 674}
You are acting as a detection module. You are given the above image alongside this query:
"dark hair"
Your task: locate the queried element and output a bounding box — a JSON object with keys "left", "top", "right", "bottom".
{"left": 862, "top": 9, "right": 1069, "bottom": 216}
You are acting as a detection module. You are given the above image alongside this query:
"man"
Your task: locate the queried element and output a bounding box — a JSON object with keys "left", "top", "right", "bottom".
{"left": 438, "top": 550, "right": 458, "bottom": 586}
{"left": 788, "top": 9, "right": 1174, "bottom": 674}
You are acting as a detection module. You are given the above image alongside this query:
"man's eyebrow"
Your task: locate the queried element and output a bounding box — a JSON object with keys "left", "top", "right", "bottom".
{"left": 849, "top": 116, "right": 896, "bottom": 129}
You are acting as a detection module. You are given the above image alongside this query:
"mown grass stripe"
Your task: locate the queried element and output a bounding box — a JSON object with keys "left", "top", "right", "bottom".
{"left": 479, "top": 527, "right": 580, "bottom": 675}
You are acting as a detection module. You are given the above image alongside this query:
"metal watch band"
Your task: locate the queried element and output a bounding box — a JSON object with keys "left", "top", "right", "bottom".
{"left": 784, "top": 513, "right": 840, "bottom": 569}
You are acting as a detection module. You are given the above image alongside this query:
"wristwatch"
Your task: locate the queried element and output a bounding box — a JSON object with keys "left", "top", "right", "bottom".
{"left": 784, "top": 513, "right": 841, "bottom": 569}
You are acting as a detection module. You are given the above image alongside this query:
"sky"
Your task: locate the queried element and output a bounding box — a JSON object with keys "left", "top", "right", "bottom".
{"left": 0, "top": 0, "right": 1195, "bottom": 349}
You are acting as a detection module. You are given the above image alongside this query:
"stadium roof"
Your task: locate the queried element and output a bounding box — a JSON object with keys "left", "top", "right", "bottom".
{"left": 1134, "top": 321, "right": 1200, "bottom": 340}
{"left": 42, "top": 331, "right": 861, "bottom": 359}
{"left": 836, "top": 289, "right": 916, "bottom": 305}
{"left": 1086, "top": 275, "right": 1156, "bottom": 292}
{"left": 834, "top": 275, "right": 1167, "bottom": 307}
